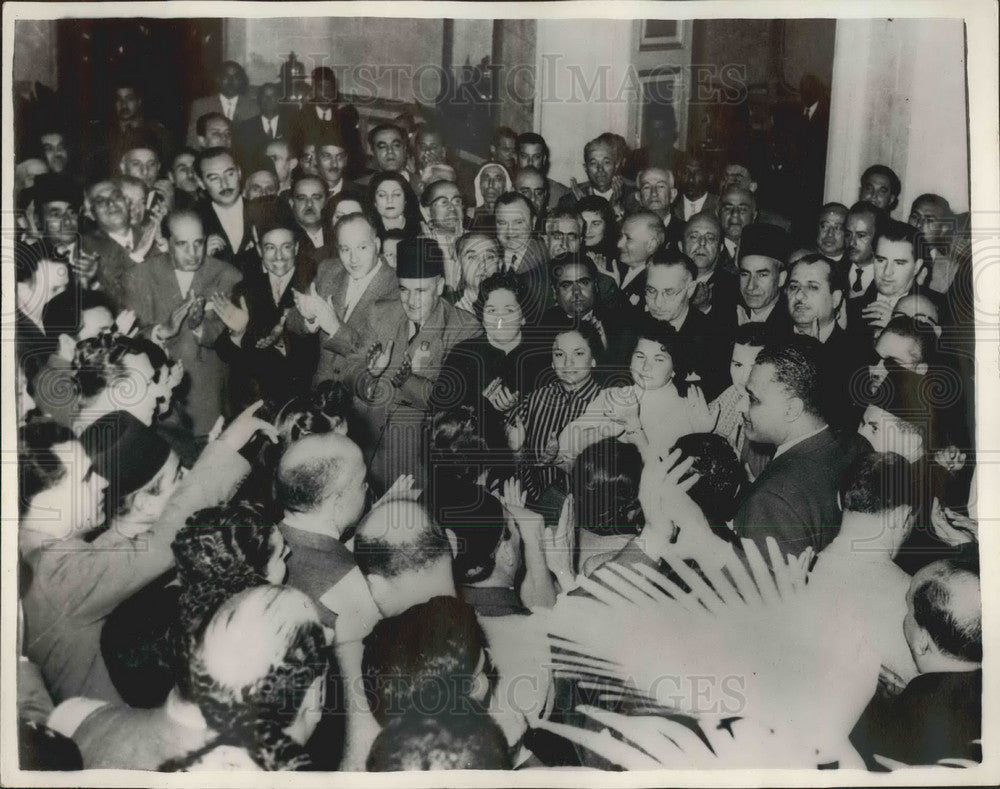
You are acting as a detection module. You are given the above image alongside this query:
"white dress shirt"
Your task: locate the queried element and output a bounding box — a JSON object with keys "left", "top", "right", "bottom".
{"left": 174, "top": 269, "right": 196, "bottom": 299}
{"left": 848, "top": 263, "right": 875, "bottom": 298}
{"left": 220, "top": 95, "right": 237, "bottom": 120}
{"left": 213, "top": 197, "right": 245, "bottom": 250}
{"left": 620, "top": 264, "right": 644, "bottom": 292}
{"left": 343, "top": 262, "right": 383, "bottom": 321}
{"left": 736, "top": 299, "right": 777, "bottom": 326}
{"left": 682, "top": 194, "right": 708, "bottom": 220}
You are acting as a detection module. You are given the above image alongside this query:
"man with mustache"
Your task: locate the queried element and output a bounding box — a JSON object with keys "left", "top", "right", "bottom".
{"left": 357, "top": 123, "right": 410, "bottom": 187}
{"left": 194, "top": 147, "right": 259, "bottom": 274}
{"left": 717, "top": 185, "right": 757, "bottom": 274}
{"left": 288, "top": 174, "right": 333, "bottom": 266}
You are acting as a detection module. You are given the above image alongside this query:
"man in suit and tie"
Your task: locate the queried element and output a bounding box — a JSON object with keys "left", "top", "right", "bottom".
{"left": 288, "top": 67, "right": 364, "bottom": 181}
{"left": 736, "top": 223, "right": 793, "bottom": 336}
{"left": 186, "top": 61, "right": 259, "bottom": 148}
{"left": 635, "top": 167, "right": 684, "bottom": 248}
{"left": 615, "top": 211, "right": 663, "bottom": 313}
{"left": 644, "top": 249, "right": 731, "bottom": 400}
{"left": 91, "top": 80, "right": 172, "bottom": 175}
{"left": 717, "top": 185, "right": 757, "bottom": 274}
{"left": 266, "top": 139, "right": 298, "bottom": 198}
{"left": 288, "top": 174, "right": 333, "bottom": 266}
{"left": 124, "top": 209, "right": 242, "bottom": 438}
{"left": 194, "top": 147, "right": 260, "bottom": 274}
{"left": 216, "top": 205, "right": 318, "bottom": 409}
{"left": 734, "top": 338, "right": 857, "bottom": 557}
{"left": 288, "top": 211, "right": 399, "bottom": 385}
{"left": 672, "top": 152, "right": 719, "bottom": 223}
{"left": 233, "top": 82, "right": 293, "bottom": 169}
{"left": 786, "top": 253, "right": 864, "bottom": 428}
{"left": 682, "top": 210, "right": 739, "bottom": 325}
{"left": 493, "top": 191, "right": 549, "bottom": 323}
{"left": 844, "top": 201, "right": 883, "bottom": 310}
{"left": 343, "top": 236, "right": 482, "bottom": 488}
{"left": 849, "top": 219, "right": 932, "bottom": 341}
{"left": 356, "top": 123, "right": 410, "bottom": 187}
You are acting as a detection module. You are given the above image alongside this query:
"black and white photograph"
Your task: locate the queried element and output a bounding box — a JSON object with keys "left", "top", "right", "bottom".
{"left": 2, "top": 1, "right": 997, "bottom": 785}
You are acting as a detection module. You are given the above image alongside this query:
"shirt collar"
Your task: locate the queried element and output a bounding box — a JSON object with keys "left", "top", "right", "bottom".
{"left": 346, "top": 261, "right": 382, "bottom": 291}
{"left": 793, "top": 320, "right": 836, "bottom": 343}
{"left": 773, "top": 424, "right": 828, "bottom": 460}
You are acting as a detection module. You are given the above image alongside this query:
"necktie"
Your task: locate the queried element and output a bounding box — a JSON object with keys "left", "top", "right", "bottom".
{"left": 408, "top": 322, "right": 421, "bottom": 344}
{"left": 852, "top": 267, "right": 864, "bottom": 293}
{"left": 272, "top": 278, "right": 283, "bottom": 304}
{"left": 507, "top": 254, "right": 517, "bottom": 273}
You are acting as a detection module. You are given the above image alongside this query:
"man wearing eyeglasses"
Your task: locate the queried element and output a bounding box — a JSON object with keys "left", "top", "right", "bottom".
{"left": 421, "top": 179, "right": 467, "bottom": 292}
{"left": 82, "top": 177, "right": 157, "bottom": 310}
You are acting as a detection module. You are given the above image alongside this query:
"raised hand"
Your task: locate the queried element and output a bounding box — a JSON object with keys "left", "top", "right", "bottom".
{"left": 685, "top": 385, "right": 721, "bottom": 433}
{"left": 255, "top": 313, "right": 288, "bottom": 350}
{"left": 186, "top": 295, "right": 207, "bottom": 329}
{"left": 544, "top": 493, "right": 576, "bottom": 589}
{"left": 861, "top": 299, "right": 893, "bottom": 330}
{"left": 218, "top": 399, "right": 279, "bottom": 450}
{"left": 205, "top": 233, "right": 227, "bottom": 258}
{"left": 309, "top": 284, "right": 341, "bottom": 336}
{"left": 374, "top": 474, "right": 421, "bottom": 508}
{"left": 539, "top": 429, "right": 562, "bottom": 464}
{"left": 366, "top": 340, "right": 394, "bottom": 377}
{"left": 210, "top": 292, "right": 249, "bottom": 335}
{"left": 113, "top": 308, "right": 137, "bottom": 336}
{"left": 158, "top": 295, "right": 194, "bottom": 340}
{"left": 292, "top": 286, "right": 318, "bottom": 324}
{"left": 930, "top": 497, "right": 978, "bottom": 546}
{"left": 484, "top": 378, "right": 519, "bottom": 413}
{"left": 505, "top": 412, "right": 526, "bottom": 452}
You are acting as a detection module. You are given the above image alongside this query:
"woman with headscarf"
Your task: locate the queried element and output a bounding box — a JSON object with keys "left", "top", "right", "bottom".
{"left": 467, "top": 162, "right": 512, "bottom": 231}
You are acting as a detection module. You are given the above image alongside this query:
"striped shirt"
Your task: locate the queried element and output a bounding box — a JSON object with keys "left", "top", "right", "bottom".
{"left": 514, "top": 377, "right": 602, "bottom": 500}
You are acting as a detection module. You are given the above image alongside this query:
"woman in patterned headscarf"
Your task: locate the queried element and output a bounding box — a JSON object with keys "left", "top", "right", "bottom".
{"left": 162, "top": 585, "right": 329, "bottom": 771}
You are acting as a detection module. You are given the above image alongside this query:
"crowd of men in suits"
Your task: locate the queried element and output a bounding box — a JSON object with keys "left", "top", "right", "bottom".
{"left": 13, "top": 53, "right": 982, "bottom": 773}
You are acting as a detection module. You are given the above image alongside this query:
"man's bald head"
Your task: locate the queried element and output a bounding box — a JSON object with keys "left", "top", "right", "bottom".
{"left": 276, "top": 433, "right": 366, "bottom": 519}
{"left": 893, "top": 292, "right": 940, "bottom": 326}
{"left": 355, "top": 501, "right": 451, "bottom": 579}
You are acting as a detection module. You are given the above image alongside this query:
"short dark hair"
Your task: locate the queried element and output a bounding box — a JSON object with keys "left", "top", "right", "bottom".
{"left": 909, "top": 193, "right": 952, "bottom": 217}
{"left": 912, "top": 554, "right": 981, "bottom": 663}
{"left": 367, "top": 123, "right": 406, "bottom": 149}
{"left": 755, "top": 338, "right": 824, "bottom": 419}
{"left": 216, "top": 60, "right": 249, "bottom": 93}
{"left": 571, "top": 438, "right": 643, "bottom": 536}
{"left": 171, "top": 146, "right": 199, "bottom": 167}
{"left": 671, "top": 433, "right": 746, "bottom": 527}
{"left": 861, "top": 164, "right": 901, "bottom": 198}
{"left": 362, "top": 596, "right": 493, "bottom": 725}
{"left": 874, "top": 218, "right": 925, "bottom": 262}
{"left": 840, "top": 449, "right": 915, "bottom": 514}
{"left": 548, "top": 250, "right": 598, "bottom": 289}
{"left": 648, "top": 247, "right": 698, "bottom": 280}
{"left": 491, "top": 126, "right": 517, "bottom": 147}
{"left": 72, "top": 330, "right": 154, "bottom": 401}
{"left": 846, "top": 200, "right": 886, "bottom": 229}
{"left": 43, "top": 289, "right": 114, "bottom": 339}
{"left": 879, "top": 315, "right": 937, "bottom": 365}
{"left": 788, "top": 252, "right": 848, "bottom": 295}
{"left": 515, "top": 131, "right": 549, "bottom": 159}
{"left": 366, "top": 713, "right": 511, "bottom": 771}
{"left": 473, "top": 270, "right": 527, "bottom": 324}
{"left": 551, "top": 314, "right": 605, "bottom": 362}
{"left": 193, "top": 146, "right": 236, "bottom": 178}
{"left": 195, "top": 111, "right": 230, "bottom": 139}
{"left": 18, "top": 420, "right": 76, "bottom": 517}
{"left": 420, "top": 178, "right": 461, "bottom": 208}
{"left": 732, "top": 322, "right": 774, "bottom": 349}
{"left": 493, "top": 190, "right": 535, "bottom": 220}
{"left": 354, "top": 511, "right": 452, "bottom": 580}
{"left": 635, "top": 314, "right": 678, "bottom": 357}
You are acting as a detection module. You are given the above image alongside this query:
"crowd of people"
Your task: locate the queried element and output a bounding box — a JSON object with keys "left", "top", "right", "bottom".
{"left": 13, "top": 54, "right": 982, "bottom": 773}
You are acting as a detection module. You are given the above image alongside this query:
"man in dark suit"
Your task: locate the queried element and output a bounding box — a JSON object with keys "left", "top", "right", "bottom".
{"left": 186, "top": 61, "right": 259, "bottom": 148}
{"left": 194, "top": 147, "right": 260, "bottom": 274}
{"left": 786, "top": 253, "right": 865, "bottom": 428}
{"left": 682, "top": 210, "right": 739, "bottom": 325}
{"left": 124, "top": 209, "right": 242, "bottom": 437}
{"left": 540, "top": 252, "right": 635, "bottom": 384}
{"left": 216, "top": 205, "right": 318, "bottom": 409}
{"left": 342, "top": 236, "right": 482, "bottom": 489}
{"left": 288, "top": 67, "right": 364, "bottom": 181}
{"left": 794, "top": 74, "right": 831, "bottom": 232}
{"left": 734, "top": 338, "right": 858, "bottom": 556}
{"left": 287, "top": 212, "right": 399, "bottom": 385}
{"left": 287, "top": 174, "right": 334, "bottom": 267}
{"left": 735, "top": 223, "right": 793, "bottom": 337}
{"left": 233, "top": 82, "right": 295, "bottom": 169}
{"left": 614, "top": 211, "right": 664, "bottom": 314}
{"left": 644, "top": 250, "right": 730, "bottom": 400}
{"left": 717, "top": 185, "right": 757, "bottom": 275}
{"left": 81, "top": 178, "right": 157, "bottom": 311}
{"left": 672, "top": 152, "right": 719, "bottom": 223}
{"left": 844, "top": 201, "right": 882, "bottom": 309}
{"left": 89, "top": 80, "right": 172, "bottom": 176}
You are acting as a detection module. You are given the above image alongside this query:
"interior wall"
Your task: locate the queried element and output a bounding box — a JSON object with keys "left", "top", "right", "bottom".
{"left": 825, "top": 18, "right": 969, "bottom": 214}
{"left": 494, "top": 19, "right": 536, "bottom": 134}
{"left": 13, "top": 19, "right": 57, "bottom": 87}
{"left": 224, "top": 17, "right": 444, "bottom": 104}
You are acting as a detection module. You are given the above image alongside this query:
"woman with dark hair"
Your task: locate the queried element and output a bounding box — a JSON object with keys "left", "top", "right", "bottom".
{"left": 506, "top": 319, "right": 605, "bottom": 502}
{"left": 367, "top": 170, "right": 423, "bottom": 241}
{"left": 576, "top": 194, "right": 619, "bottom": 279}
{"left": 435, "top": 271, "right": 548, "bottom": 453}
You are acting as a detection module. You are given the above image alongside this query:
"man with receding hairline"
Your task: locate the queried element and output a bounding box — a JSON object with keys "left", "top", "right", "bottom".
{"left": 616, "top": 211, "right": 664, "bottom": 311}
{"left": 636, "top": 166, "right": 683, "bottom": 247}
